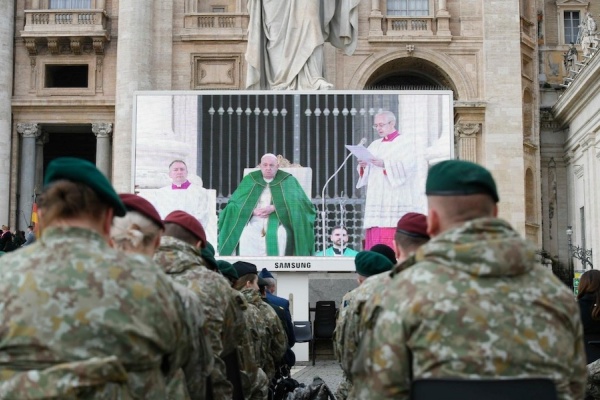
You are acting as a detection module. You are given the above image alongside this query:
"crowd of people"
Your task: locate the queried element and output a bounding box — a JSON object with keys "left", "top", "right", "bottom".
{"left": 0, "top": 224, "right": 35, "bottom": 254}
{"left": 0, "top": 157, "right": 295, "bottom": 399}
{"left": 0, "top": 154, "right": 598, "bottom": 399}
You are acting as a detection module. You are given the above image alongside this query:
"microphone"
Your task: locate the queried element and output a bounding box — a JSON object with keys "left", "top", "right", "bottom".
{"left": 320, "top": 137, "right": 366, "bottom": 255}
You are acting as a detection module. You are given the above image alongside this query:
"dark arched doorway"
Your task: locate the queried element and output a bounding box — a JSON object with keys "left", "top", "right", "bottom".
{"left": 365, "top": 57, "right": 457, "bottom": 96}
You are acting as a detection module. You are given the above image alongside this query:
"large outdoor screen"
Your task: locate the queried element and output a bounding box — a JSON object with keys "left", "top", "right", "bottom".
{"left": 132, "top": 91, "right": 454, "bottom": 257}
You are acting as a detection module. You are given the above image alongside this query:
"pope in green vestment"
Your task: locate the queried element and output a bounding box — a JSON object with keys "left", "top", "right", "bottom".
{"left": 218, "top": 155, "right": 316, "bottom": 256}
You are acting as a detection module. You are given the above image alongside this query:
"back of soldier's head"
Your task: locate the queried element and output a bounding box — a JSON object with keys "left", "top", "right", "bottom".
{"left": 40, "top": 157, "right": 126, "bottom": 229}
{"left": 162, "top": 210, "right": 207, "bottom": 248}
{"left": 394, "top": 212, "right": 430, "bottom": 254}
{"left": 163, "top": 222, "right": 198, "bottom": 246}
{"left": 425, "top": 160, "right": 498, "bottom": 229}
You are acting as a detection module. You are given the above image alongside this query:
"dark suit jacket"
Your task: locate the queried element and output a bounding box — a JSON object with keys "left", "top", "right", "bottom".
{"left": 578, "top": 293, "right": 600, "bottom": 363}
{"left": 267, "top": 291, "right": 289, "bottom": 309}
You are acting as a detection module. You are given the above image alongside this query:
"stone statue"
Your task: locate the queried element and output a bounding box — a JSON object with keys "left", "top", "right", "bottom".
{"left": 579, "top": 12, "right": 598, "bottom": 57}
{"left": 245, "top": 0, "right": 360, "bottom": 90}
{"left": 563, "top": 42, "right": 578, "bottom": 72}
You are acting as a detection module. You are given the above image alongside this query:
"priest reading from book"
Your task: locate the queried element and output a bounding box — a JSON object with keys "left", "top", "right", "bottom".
{"left": 218, "top": 153, "right": 316, "bottom": 256}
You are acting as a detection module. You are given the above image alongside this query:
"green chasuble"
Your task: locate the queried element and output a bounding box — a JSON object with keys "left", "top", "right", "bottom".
{"left": 218, "top": 170, "right": 316, "bottom": 256}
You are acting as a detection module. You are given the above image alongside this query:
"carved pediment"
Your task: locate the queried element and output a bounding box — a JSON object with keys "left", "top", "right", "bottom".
{"left": 556, "top": 0, "right": 589, "bottom": 8}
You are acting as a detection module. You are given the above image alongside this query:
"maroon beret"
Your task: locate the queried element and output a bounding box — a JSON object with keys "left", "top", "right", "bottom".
{"left": 119, "top": 193, "right": 164, "bottom": 230}
{"left": 164, "top": 210, "right": 207, "bottom": 248}
{"left": 396, "top": 212, "right": 430, "bottom": 239}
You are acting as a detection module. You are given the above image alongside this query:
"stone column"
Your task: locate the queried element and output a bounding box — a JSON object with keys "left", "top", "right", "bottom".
{"left": 35, "top": 131, "right": 48, "bottom": 192}
{"left": 92, "top": 123, "right": 113, "bottom": 177}
{"left": 114, "top": 1, "right": 154, "bottom": 192}
{"left": 369, "top": 0, "right": 384, "bottom": 36}
{"left": 17, "top": 123, "right": 41, "bottom": 230}
{"left": 436, "top": 0, "right": 451, "bottom": 36}
{"left": 454, "top": 123, "right": 480, "bottom": 162}
{"left": 0, "top": 0, "right": 15, "bottom": 226}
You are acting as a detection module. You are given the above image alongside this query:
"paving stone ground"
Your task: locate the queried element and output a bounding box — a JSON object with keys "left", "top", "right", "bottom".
{"left": 290, "top": 359, "right": 344, "bottom": 392}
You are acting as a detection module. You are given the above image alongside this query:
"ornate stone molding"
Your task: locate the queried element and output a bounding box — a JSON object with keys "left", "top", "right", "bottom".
{"left": 92, "top": 37, "right": 105, "bottom": 55}
{"left": 17, "top": 123, "right": 40, "bottom": 138}
{"left": 47, "top": 37, "right": 60, "bottom": 55}
{"left": 454, "top": 123, "right": 480, "bottom": 162}
{"left": 92, "top": 123, "right": 113, "bottom": 138}
{"left": 24, "top": 38, "right": 38, "bottom": 55}
{"left": 70, "top": 37, "right": 83, "bottom": 55}
{"left": 454, "top": 122, "right": 480, "bottom": 137}
{"left": 96, "top": 56, "right": 104, "bottom": 92}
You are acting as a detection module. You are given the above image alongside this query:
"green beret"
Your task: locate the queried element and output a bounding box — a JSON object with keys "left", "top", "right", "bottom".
{"left": 44, "top": 157, "right": 127, "bottom": 217}
{"left": 200, "top": 242, "right": 219, "bottom": 271}
{"left": 425, "top": 160, "right": 499, "bottom": 202}
{"left": 217, "top": 260, "right": 239, "bottom": 280}
{"left": 355, "top": 251, "right": 394, "bottom": 277}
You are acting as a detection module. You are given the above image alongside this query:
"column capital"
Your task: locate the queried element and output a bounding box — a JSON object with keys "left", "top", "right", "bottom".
{"left": 454, "top": 122, "right": 480, "bottom": 138}
{"left": 92, "top": 122, "right": 113, "bottom": 138}
{"left": 17, "top": 123, "right": 40, "bottom": 138}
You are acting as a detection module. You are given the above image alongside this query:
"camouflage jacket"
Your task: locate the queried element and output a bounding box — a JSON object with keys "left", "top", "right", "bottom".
{"left": 154, "top": 236, "right": 244, "bottom": 400}
{"left": 0, "top": 227, "right": 193, "bottom": 399}
{"left": 350, "top": 218, "right": 587, "bottom": 400}
{"left": 168, "top": 281, "right": 214, "bottom": 400}
{"left": 241, "top": 289, "right": 287, "bottom": 380}
{"left": 334, "top": 271, "right": 392, "bottom": 381}
{"left": 236, "top": 298, "right": 269, "bottom": 400}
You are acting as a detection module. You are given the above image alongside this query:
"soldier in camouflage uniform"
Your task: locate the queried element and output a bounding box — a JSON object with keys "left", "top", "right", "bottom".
{"left": 334, "top": 251, "right": 393, "bottom": 400}
{"left": 233, "top": 262, "right": 288, "bottom": 383}
{"left": 153, "top": 210, "right": 245, "bottom": 400}
{"left": 111, "top": 194, "right": 214, "bottom": 399}
{"left": 334, "top": 213, "right": 430, "bottom": 399}
{"left": 217, "top": 260, "right": 270, "bottom": 400}
{"left": 0, "top": 158, "right": 194, "bottom": 399}
{"left": 350, "top": 160, "right": 587, "bottom": 400}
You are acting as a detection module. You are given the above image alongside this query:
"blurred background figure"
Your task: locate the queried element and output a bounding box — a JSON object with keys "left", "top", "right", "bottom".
{"left": 577, "top": 269, "right": 600, "bottom": 363}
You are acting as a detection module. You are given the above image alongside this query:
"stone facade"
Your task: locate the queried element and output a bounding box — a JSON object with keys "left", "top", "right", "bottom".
{"left": 2, "top": 0, "right": 539, "bottom": 253}
{"left": 538, "top": 0, "right": 599, "bottom": 270}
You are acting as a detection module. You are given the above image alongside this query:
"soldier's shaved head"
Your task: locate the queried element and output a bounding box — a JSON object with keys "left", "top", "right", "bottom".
{"left": 427, "top": 194, "right": 497, "bottom": 237}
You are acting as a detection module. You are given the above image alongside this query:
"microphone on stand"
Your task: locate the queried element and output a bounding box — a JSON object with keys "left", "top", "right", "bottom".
{"left": 320, "top": 137, "right": 368, "bottom": 255}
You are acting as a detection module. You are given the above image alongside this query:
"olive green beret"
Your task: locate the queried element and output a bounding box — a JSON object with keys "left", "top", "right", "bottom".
{"left": 355, "top": 251, "right": 394, "bottom": 277}
{"left": 200, "top": 242, "right": 219, "bottom": 271}
{"left": 44, "top": 157, "right": 127, "bottom": 217}
{"left": 425, "top": 160, "right": 499, "bottom": 203}
{"left": 217, "top": 260, "right": 239, "bottom": 281}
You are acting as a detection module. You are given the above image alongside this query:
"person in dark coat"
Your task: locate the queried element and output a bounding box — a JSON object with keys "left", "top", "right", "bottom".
{"left": 578, "top": 269, "right": 600, "bottom": 363}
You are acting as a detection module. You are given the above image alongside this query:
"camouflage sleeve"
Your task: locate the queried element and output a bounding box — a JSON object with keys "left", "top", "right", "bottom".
{"left": 172, "top": 282, "right": 214, "bottom": 400}
{"left": 187, "top": 275, "right": 233, "bottom": 400}
{"left": 221, "top": 288, "right": 246, "bottom": 357}
{"left": 335, "top": 290, "right": 360, "bottom": 376}
{"left": 269, "top": 308, "right": 288, "bottom": 363}
{"left": 0, "top": 356, "right": 129, "bottom": 398}
{"left": 350, "top": 302, "right": 411, "bottom": 400}
{"left": 156, "top": 275, "right": 195, "bottom": 380}
{"left": 571, "top": 310, "right": 587, "bottom": 399}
